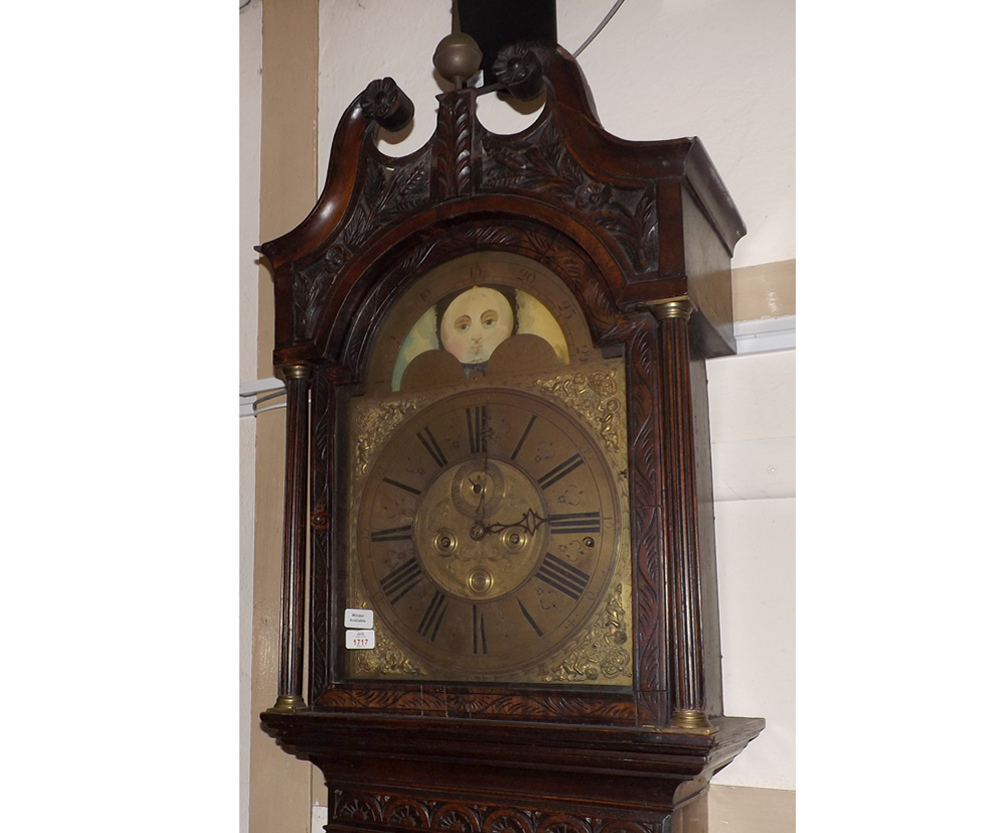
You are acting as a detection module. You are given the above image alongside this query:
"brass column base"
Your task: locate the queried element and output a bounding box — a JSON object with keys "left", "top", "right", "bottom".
{"left": 671, "top": 709, "right": 716, "bottom": 733}
{"left": 266, "top": 694, "right": 307, "bottom": 714}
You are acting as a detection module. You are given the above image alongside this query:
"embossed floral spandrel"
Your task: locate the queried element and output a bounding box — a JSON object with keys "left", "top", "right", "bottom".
{"left": 542, "top": 584, "right": 631, "bottom": 683}
{"left": 353, "top": 628, "right": 424, "bottom": 677}
{"left": 354, "top": 398, "right": 425, "bottom": 480}
{"left": 534, "top": 369, "right": 623, "bottom": 454}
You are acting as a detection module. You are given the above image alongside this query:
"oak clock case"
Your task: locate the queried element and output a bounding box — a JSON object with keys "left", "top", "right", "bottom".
{"left": 346, "top": 253, "right": 633, "bottom": 685}
{"left": 256, "top": 44, "right": 764, "bottom": 833}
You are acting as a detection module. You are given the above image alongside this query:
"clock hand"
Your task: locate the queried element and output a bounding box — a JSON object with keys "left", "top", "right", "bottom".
{"left": 468, "top": 475, "right": 487, "bottom": 520}
{"left": 483, "top": 508, "right": 551, "bottom": 537}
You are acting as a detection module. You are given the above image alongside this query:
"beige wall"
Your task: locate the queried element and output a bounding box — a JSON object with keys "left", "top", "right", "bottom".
{"left": 245, "top": 0, "right": 323, "bottom": 831}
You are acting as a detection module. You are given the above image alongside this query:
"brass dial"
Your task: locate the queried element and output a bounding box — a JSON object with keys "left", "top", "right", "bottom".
{"left": 355, "top": 387, "right": 621, "bottom": 681}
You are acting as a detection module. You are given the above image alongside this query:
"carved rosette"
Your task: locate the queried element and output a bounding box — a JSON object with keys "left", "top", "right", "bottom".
{"left": 330, "top": 790, "right": 661, "bottom": 833}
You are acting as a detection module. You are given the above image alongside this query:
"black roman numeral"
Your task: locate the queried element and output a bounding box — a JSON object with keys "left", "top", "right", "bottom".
{"left": 472, "top": 605, "right": 488, "bottom": 654}
{"left": 536, "top": 553, "right": 591, "bottom": 600}
{"left": 517, "top": 599, "right": 544, "bottom": 637}
{"left": 417, "top": 591, "right": 448, "bottom": 641}
{"left": 466, "top": 405, "right": 487, "bottom": 454}
{"left": 537, "top": 453, "right": 584, "bottom": 490}
{"left": 383, "top": 477, "right": 421, "bottom": 495}
{"left": 370, "top": 524, "right": 413, "bottom": 542}
{"left": 417, "top": 426, "right": 448, "bottom": 467}
{"left": 549, "top": 512, "right": 602, "bottom": 535}
{"left": 510, "top": 415, "right": 536, "bottom": 461}
{"left": 379, "top": 557, "right": 422, "bottom": 604}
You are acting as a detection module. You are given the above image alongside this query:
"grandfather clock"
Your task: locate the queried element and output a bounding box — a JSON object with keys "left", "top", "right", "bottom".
{"left": 256, "top": 39, "right": 763, "bottom": 833}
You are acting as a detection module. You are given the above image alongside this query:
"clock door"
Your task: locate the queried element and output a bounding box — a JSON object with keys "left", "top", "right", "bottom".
{"left": 344, "top": 254, "right": 632, "bottom": 687}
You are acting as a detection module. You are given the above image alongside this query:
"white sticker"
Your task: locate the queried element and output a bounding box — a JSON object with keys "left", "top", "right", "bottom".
{"left": 344, "top": 608, "right": 374, "bottom": 629}
{"left": 345, "top": 629, "right": 375, "bottom": 650}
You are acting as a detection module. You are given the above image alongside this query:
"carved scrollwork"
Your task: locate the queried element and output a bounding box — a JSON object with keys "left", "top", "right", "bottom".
{"left": 360, "top": 77, "right": 415, "bottom": 132}
{"left": 493, "top": 44, "right": 544, "bottom": 101}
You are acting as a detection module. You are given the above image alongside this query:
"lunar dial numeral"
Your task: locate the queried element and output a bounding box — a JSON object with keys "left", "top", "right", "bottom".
{"left": 537, "top": 552, "right": 590, "bottom": 600}
{"left": 538, "top": 453, "right": 584, "bottom": 489}
{"left": 417, "top": 591, "right": 448, "bottom": 641}
{"left": 379, "top": 556, "right": 422, "bottom": 603}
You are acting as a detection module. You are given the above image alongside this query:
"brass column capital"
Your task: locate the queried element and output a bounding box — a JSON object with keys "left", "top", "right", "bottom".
{"left": 649, "top": 297, "right": 695, "bottom": 321}
{"left": 278, "top": 362, "right": 313, "bottom": 382}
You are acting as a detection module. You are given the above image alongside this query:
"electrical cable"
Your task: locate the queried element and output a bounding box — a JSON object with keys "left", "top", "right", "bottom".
{"left": 252, "top": 388, "right": 287, "bottom": 412}
{"left": 572, "top": 0, "right": 627, "bottom": 58}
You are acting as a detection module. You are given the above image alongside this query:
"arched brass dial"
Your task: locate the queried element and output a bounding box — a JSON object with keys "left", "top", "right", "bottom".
{"left": 355, "top": 387, "right": 621, "bottom": 680}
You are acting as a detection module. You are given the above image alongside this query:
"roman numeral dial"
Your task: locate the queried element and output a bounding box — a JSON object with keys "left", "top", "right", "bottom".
{"left": 353, "top": 384, "right": 625, "bottom": 683}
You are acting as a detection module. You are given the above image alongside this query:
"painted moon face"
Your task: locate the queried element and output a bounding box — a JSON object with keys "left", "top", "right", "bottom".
{"left": 440, "top": 286, "right": 514, "bottom": 365}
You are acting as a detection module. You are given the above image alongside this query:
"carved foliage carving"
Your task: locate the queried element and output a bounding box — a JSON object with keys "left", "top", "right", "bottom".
{"left": 330, "top": 789, "right": 662, "bottom": 833}
{"left": 315, "top": 685, "right": 639, "bottom": 724}
{"left": 625, "top": 321, "right": 668, "bottom": 701}
{"left": 444, "top": 692, "right": 636, "bottom": 723}
{"left": 433, "top": 89, "right": 475, "bottom": 199}
{"left": 480, "top": 117, "right": 658, "bottom": 276}
{"left": 291, "top": 144, "right": 432, "bottom": 340}
{"left": 309, "top": 366, "right": 335, "bottom": 702}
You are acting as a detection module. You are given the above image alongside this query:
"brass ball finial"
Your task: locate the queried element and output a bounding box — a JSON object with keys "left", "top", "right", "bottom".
{"left": 433, "top": 32, "right": 483, "bottom": 86}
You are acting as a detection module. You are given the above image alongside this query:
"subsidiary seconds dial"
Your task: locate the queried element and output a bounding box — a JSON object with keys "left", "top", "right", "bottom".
{"left": 355, "top": 388, "right": 621, "bottom": 681}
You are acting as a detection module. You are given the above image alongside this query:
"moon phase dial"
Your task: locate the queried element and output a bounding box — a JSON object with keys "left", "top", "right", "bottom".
{"left": 354, "top": 387, "right": 624, "bottom": 682}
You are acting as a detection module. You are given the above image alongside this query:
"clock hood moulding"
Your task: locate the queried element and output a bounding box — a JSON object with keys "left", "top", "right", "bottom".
{"left": 256, "top": 45, "right": 746, "bottom": 370}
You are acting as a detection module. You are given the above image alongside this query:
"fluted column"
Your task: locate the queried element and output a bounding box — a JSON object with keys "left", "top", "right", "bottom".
{"left": 650, "top": 298, "right": 713, "bottom": 732}
{"left": 269, "top": 362, "right": 313, "bottom": 712}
